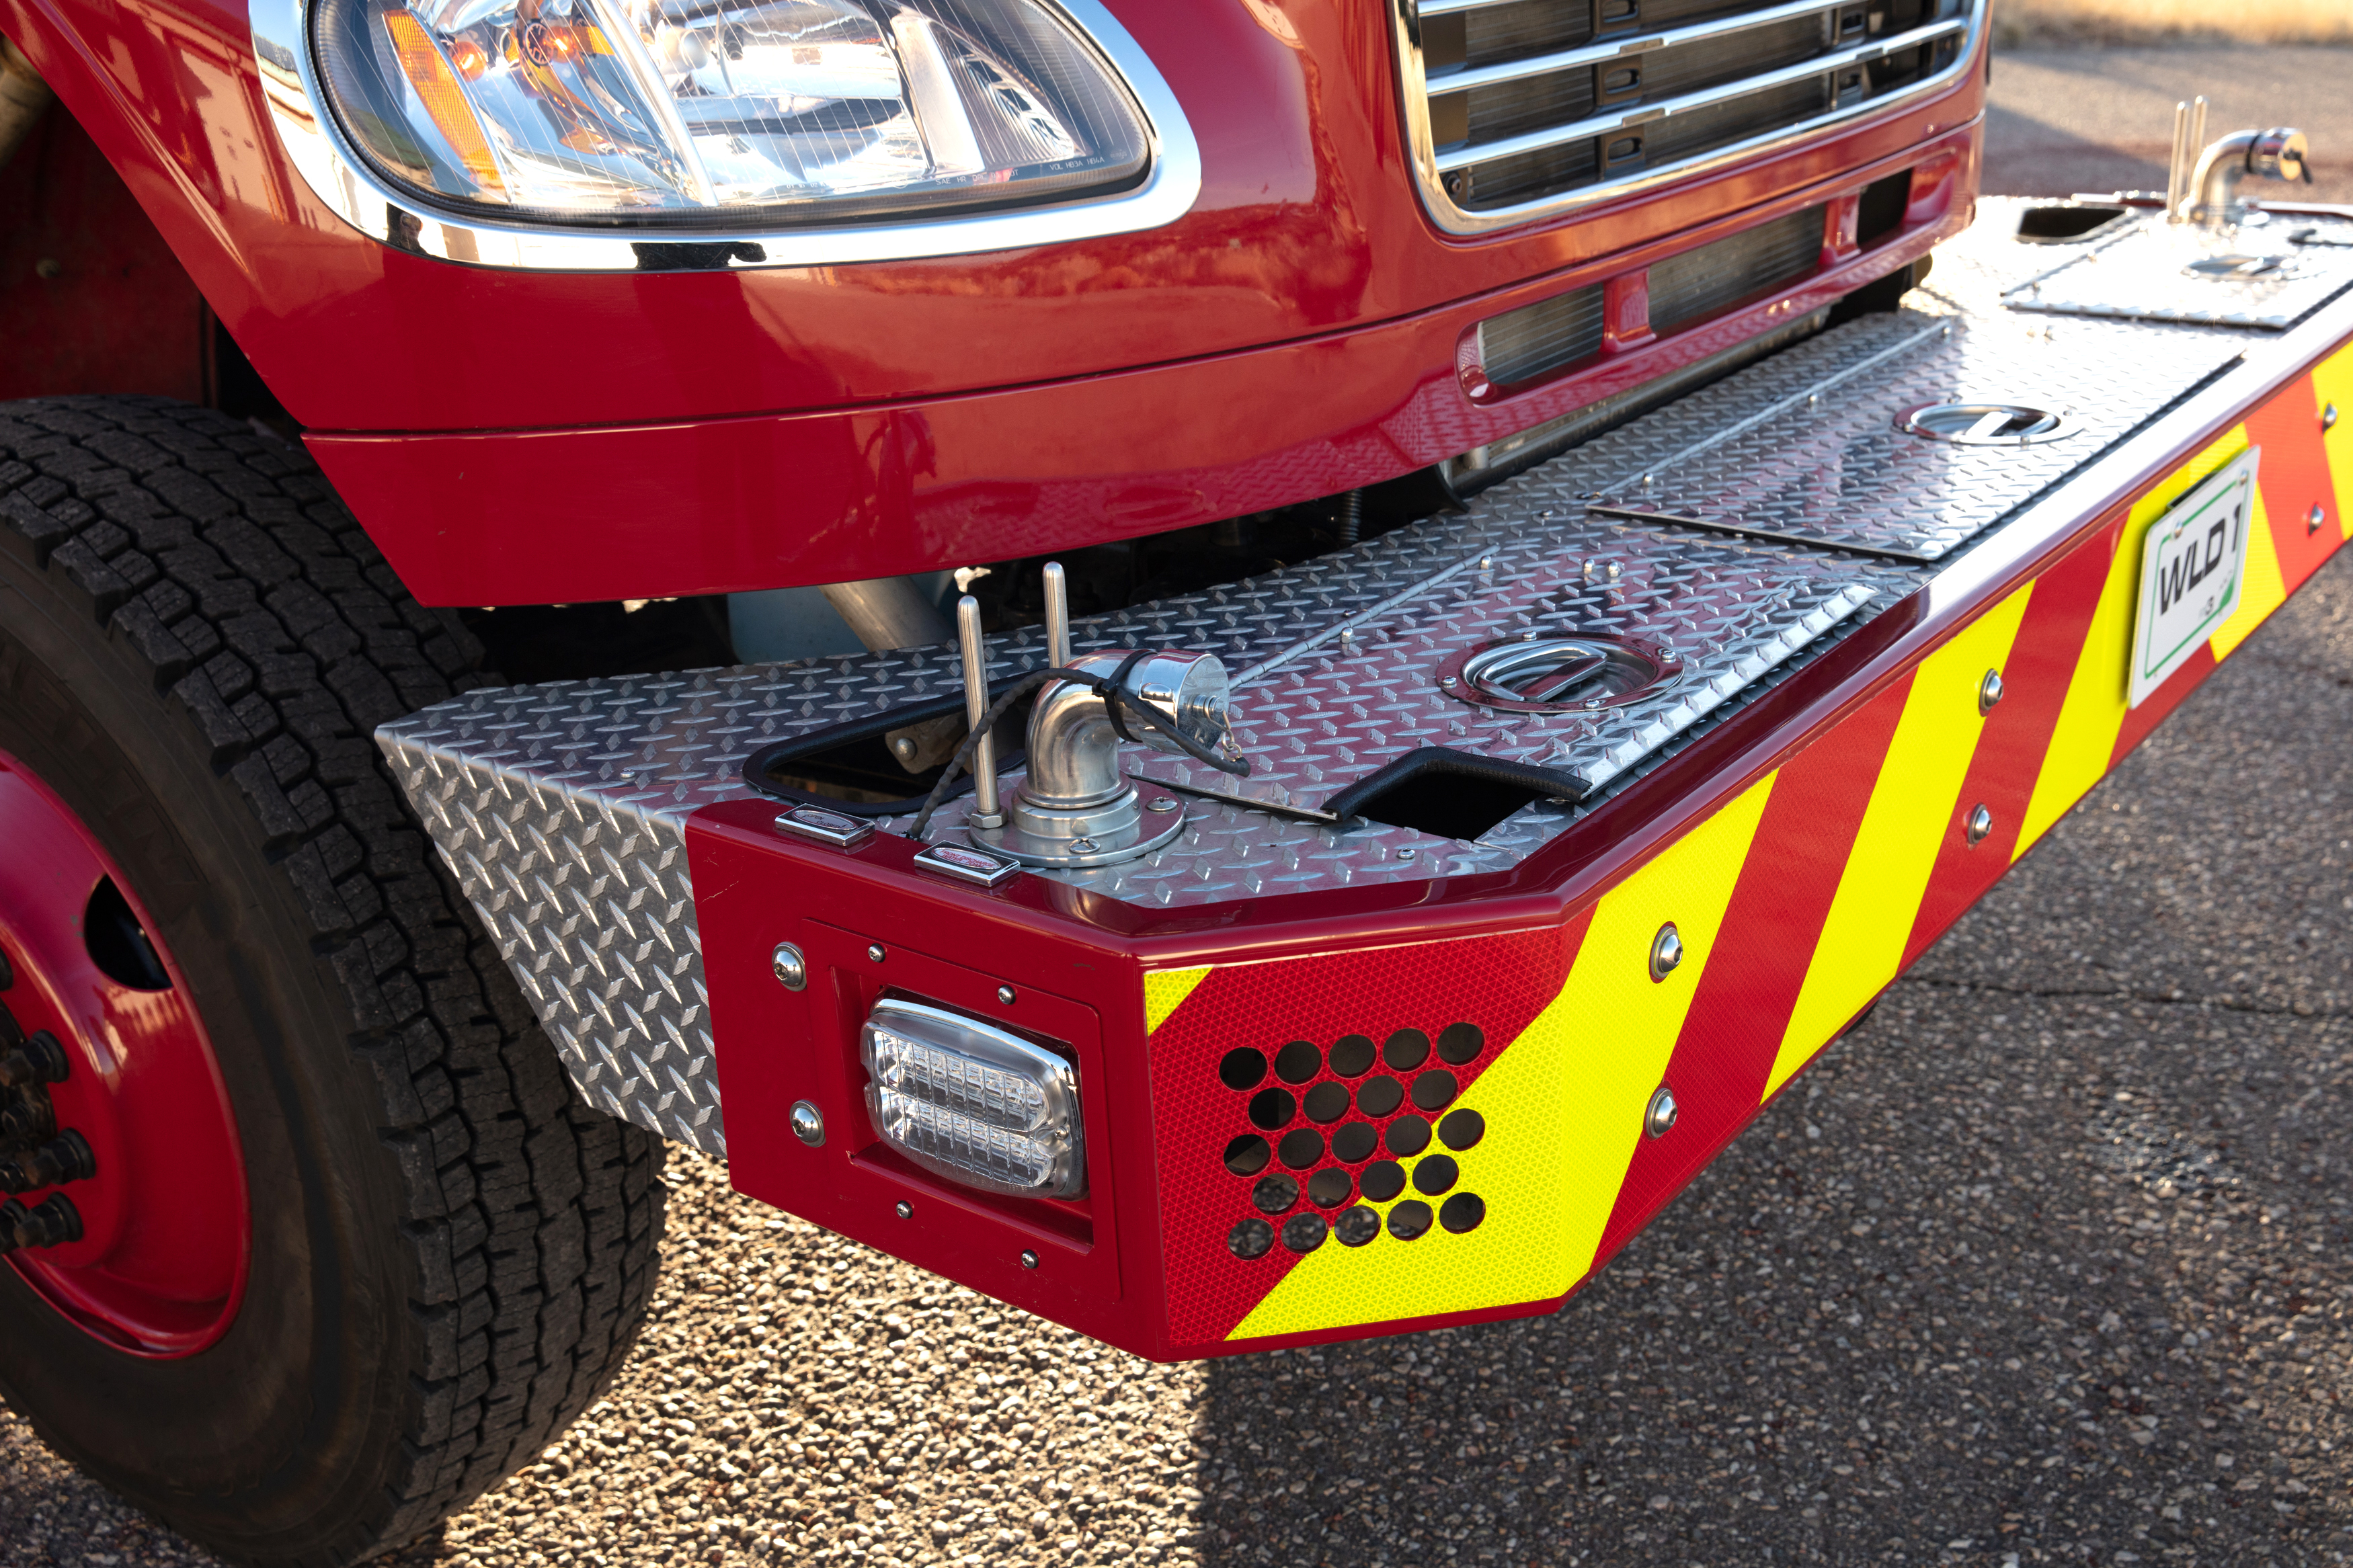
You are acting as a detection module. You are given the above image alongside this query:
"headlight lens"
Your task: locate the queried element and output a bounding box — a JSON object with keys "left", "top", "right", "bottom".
{"left": 310, "top": 0, "right": 1151, "bottom": 224}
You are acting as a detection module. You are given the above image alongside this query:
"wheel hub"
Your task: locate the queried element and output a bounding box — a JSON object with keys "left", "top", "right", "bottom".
{"left": 0, "top": 750, "right": 249, "bottom": 1357}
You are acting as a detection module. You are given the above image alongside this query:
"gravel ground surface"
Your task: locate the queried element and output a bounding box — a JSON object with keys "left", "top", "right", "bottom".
{"left": 5, "top": 558, "right": 2352, "bottom": 1567}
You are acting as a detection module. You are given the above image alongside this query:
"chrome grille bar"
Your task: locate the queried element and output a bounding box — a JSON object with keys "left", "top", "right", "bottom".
{"left": 1425, "top": 0, "right": 1862, "bottom": 97}
{"left": 1393, "top": 0, "right": 1986, "bottom": 236}
{"left": 1431, "top": 15, "right": 1967, "bottom": 175}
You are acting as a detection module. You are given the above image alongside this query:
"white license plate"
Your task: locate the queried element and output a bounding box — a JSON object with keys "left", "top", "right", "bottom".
{"left": 2128, "top": 446, "right": 2258, "bottom": 707}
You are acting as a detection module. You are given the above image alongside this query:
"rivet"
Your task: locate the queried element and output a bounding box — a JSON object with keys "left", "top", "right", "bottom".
{"left": 1607, "top": 563, "right": 1621, "bottom": 579}
{"left": 1072, "top": 837, "right": 1099, "bottom": 854}
{"left": 789, "top": 1100, "right": 825, "bottom": 1147}
{"left": 1978, "top": 668, "right": 2005, "bottom": 714}
{"left": 2310, "top": 503, "right": 2328, "bottom": 535}
{"left": 1439, "top": 675, "right": 1458, "bottom": 689}
{"left": 1020, "top": 1249, "right": 1041, "bottom": 1270}
{"left": 895, "top": 1200, "right": 913, "bottom": 1219}
{"left": 1648, "top": 923, "right": 1683, "bottom": 982}
{"left": 1965, "top": 802, "right": 1994, "bottom": 847}
{"left": 2324, "top": 402, "right": 2340, "bottom": 431}
{"left": 867, "top": 943, "right": 886, "bottom": 963}
{"left": 1645, "top": 1085, "right": 1679, "bottom": 1139}
{"left": 1398, "top": 847, "right": 1417, "bottom": 861}
{"left": 997, "top": 985, "right": 1016, "bottom": 1004}
{"left": 771, "top": 942, "right": 807, "bottom": 991}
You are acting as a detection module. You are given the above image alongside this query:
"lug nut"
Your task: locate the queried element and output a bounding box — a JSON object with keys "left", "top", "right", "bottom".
{"left": 0, "top": 1088, "right": 56, "bottom": 1149}
{"left": 0, "top": 1130, "right": 95, "bottom": 1194}
{"left": 4, "top": 1191, "right": 84, "bottom": 1250}
{"left": 0, "top": 1030, "right": 69, "bottom": 1089}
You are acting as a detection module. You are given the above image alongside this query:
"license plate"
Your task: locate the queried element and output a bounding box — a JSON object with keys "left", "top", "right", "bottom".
{"left": 2128, "top": 446, "right": 2258, "bottom": 707}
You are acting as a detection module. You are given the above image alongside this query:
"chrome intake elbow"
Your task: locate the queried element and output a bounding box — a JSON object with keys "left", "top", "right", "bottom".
{"left": 2190, "top": 126, "right": 2311, "bottom": 230}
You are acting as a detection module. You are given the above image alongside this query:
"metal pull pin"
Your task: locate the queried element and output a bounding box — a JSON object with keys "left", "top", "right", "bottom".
{"left": 1042, "top": 561, "right": 1071, "bottom": 670}
{"left": 957, "top": 595, "right": 1004, "bottom": 829}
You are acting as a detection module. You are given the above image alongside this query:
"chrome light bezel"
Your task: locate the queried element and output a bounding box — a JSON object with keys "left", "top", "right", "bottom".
{"left": 1390, "top": 0, "right": 1989, "bottom": 238}
{"left": 249, "top": 0, "right": 1199, "bottom": 271}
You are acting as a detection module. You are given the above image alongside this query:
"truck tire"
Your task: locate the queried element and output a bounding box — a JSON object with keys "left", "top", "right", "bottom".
{"left": 0, "top": 396, "right": 666, "bottom": 1566}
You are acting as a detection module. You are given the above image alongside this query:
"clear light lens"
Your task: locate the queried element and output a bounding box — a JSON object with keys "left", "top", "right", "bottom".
{"left": 311, "top": 0, "right": 1150, "bottom": 224}
{"left": 860, "top": 999, "right": 1082, "bottom": 1198}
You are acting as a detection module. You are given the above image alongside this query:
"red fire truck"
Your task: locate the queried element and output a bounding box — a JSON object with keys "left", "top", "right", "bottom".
{"left": 0, "top": 0, "right": 2344, "bottom": 1559}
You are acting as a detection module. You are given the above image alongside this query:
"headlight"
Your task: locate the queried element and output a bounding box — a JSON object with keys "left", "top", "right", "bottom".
{"left": 860, "top": 998, "right": 1083, "bottom": 1199}
{"left": 308, "top": 0, "right": 1152, "bottom": 225}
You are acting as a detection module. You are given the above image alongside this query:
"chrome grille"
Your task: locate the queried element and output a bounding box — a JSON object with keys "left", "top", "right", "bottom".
{"left": 1395, "top": 0, "right": 1981, "bottom": 233}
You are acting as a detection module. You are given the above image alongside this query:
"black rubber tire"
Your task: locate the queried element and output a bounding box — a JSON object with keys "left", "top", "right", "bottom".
{"left": 0, "top": 397, "right": 667, "bottom": 1567}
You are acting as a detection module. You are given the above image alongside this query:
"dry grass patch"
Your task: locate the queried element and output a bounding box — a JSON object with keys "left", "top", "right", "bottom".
{"left": 1993, "top": 0, "right": 2353, "bottom": 48}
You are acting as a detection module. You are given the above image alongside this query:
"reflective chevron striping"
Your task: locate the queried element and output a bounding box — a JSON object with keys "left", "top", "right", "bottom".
{"left": 1226, "top": 778, "right": 1774, "bottom": 1342}
{"left": 1764, "top": 589, "right": 2032, "bottom": 1099}
{"left": 1144, "top": 347, "right": 2353, "bottom": 1353}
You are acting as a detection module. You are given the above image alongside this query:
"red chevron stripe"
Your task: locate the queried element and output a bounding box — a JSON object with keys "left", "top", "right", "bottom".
{"left": 1902, "top": 528, "right": 2118, "bottom": 967}
{"left": 2248, "top": 374, "right": 2341, "bottom": 595}
{"left": 1590, "top": 675, "right": 1911, "bottom": 1266}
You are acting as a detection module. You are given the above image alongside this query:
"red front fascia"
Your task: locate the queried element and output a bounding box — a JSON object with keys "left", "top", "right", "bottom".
{"left": 683, "top": 339, "right": 2352, "bottom": 1362}
{"left": 3, "top": 0, "right": 1984, "bottom": 600}
{"left": 305, "top": 137, "right": 1972, "bottom": 605}
{"left": 0, "top": 0, "right": 1988, "bottom": 434}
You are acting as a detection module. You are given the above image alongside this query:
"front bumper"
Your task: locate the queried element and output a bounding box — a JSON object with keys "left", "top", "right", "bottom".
{"left": 379, "top": 202, "right": 2353, "bottom": 1358}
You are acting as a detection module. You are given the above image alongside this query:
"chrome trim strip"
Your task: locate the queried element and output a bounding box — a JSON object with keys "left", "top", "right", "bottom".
{"left": 1427, "top": 0, "right": 1862, "bottom": 97}
{"left": 1432, "top": 17, "right": 1966, "bottom": 174}
{"left": 1393, "top": 0, "right": 1985, "bottom": 237}
{"left": 248, "top": 0, "right": 1201, "bottom": 272}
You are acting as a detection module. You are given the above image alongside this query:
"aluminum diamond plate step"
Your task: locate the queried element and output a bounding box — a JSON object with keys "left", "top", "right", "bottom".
{"left": 376, "top": 199, "right": 2328, "bottom": 1153}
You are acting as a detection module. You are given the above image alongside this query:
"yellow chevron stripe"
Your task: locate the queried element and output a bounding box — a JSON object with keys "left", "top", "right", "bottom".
{"left": 2016, "top": 427, "right": 2248, "bottom": 856}
{"left": 1764, "top": 587, "right": 2033, "bottom": 1099}
{"left": 2313, "top": 345, "right": 2353, "bottom": 542}
{"left": 1228, "top": 775, "right": 1777, "bottom": 1341}
{"left": 1144, "top": 966, "right": 1213, "bottom": 1034}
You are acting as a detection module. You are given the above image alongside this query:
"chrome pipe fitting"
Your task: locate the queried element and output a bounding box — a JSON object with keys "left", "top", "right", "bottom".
{"left": 967, "top": 563, "right": 1236, "bottom": 868}
{"left": 2188, "top": 125, "right": 2311, "bottom": 230}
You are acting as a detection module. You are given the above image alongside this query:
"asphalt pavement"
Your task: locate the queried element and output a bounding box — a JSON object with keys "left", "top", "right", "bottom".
{"left": 1987, "top": 46, "right": 2353, "bottom": 204}
{"left": 7, "top": 47, "right": 2353, "bottom": 1568}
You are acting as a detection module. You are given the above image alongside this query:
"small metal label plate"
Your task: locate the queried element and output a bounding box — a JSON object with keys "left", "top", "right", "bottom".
{"left": 2129, "top": 446, "right": 2259, "bottom": 708}
{"left": 912, "top": 841, "right": 1023, "bottom": 886}
{"left": 774, "top": 806, "right": 875, "bottom": 848}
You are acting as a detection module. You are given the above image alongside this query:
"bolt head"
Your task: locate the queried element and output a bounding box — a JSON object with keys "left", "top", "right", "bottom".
{"left": 1071, "top": 837, "right": 1099, "bottom": 854}
{"left": 2310, "top": 503, "right": 2328, "bottom": 535}
{"left": 1020, "top": 1249, "right": 1040, "bottom": 1270}
{"left": 1979, "top": 669, "right": 2005, "bottom": 714}
{"left": 867, "top": 943, "right": 885, "bottom": 963}
{"left": 2325, "top": 402, "right": 2340, "bottom": 431}
{"left": 789, "top": 1100, "right": 825, "bottom": 1147}
{"left": 1146, "top": 796, "right": 1179, "bottom": 814}
{"left": 1645, "top": 1085, "right": 1679, "bottom": 1139}
{"left": 1648, "top": 923, "right": 1684, "bottom": 982}
{"left": 895, "top": 1200, "right": 913, "bottom": 1219}
{"left": 770, "top": 942, "right": 807, "bottom": 991}
{"left": 891, "top": 736, "right": 917, "bottom": 759}
{"left": 1397, "top": 847, "right": 1416, "bottom": 861}
{"left": 1966, "top": 803, "right": 1995, "bottom": 847}
{"left": 997, "top": 985, "right": 1016, "bottom": 1005}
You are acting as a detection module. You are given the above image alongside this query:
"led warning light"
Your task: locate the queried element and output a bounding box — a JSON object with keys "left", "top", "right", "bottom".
{"left": 860, "top": 999, "right": 1082, "bottom": 1199}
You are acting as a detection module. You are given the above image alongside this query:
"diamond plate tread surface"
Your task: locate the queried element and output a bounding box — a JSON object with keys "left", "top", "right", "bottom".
{"left": 2004, "top": 210, "right": 2353, "bottom": 331}
{"left": 376, "top": 200, "right": 2286, "bottom": 1130}
{"left": 1580, "top": 312, "right": 2245, "bottom": 559}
